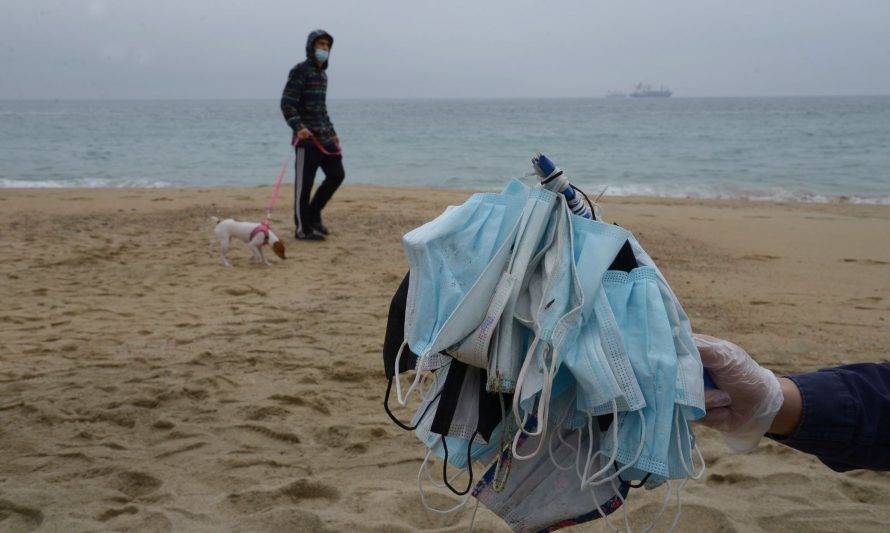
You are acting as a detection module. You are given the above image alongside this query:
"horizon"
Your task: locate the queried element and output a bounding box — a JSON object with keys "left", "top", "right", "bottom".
{"left": 4, "top": 93, "right": 890, "bottom": 102}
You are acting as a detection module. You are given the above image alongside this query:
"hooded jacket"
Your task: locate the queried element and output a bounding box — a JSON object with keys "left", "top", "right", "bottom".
{"left": 280, "top": 29, "right": 337, "bottom": 145}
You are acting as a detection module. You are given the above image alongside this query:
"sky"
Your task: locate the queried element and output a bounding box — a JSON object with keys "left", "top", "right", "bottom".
{"left": 2, "top": 0, "right": 889, "bottom": 99}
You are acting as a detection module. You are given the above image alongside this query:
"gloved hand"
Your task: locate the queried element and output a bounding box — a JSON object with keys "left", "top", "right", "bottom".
{"left": 694, "top": 334, "right": 785, "bottom": 452}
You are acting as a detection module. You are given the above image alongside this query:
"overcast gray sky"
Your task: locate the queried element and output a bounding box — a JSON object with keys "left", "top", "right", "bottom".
{"left": 2, "top": 0, "right": 889, "bottom": 99}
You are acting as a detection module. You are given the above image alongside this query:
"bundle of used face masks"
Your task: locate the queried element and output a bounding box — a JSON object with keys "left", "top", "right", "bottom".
{"left": 382, "top": 154, "right": 707, "bottom": 533}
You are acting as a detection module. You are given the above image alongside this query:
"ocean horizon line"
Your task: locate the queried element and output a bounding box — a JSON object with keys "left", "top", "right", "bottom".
{"left": 2, "top": 94, "right": 890, "bottom": 102}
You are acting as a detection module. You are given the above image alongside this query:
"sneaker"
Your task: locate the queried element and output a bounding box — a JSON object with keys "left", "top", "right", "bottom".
{"left": 313, "top": 222, "right": 330, "bottom": 236}
{"left": 295, "top": 228, "right": 326, "bottom": 241}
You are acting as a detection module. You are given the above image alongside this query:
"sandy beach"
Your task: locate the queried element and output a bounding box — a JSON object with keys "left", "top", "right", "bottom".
{"left": 1, "top": 184, "right": 888, "bottom": 532}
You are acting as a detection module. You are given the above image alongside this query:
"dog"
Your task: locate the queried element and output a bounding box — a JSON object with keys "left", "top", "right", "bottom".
{"left": 210, "top": 217, "right": 286, "bottom": 267}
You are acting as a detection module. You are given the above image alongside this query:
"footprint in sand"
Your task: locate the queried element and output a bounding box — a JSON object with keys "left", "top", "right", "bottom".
{"left": 154, "top": 441, "right": 207, "bottom": 459}
{"left": 0, "top": 499, "right": 45, "bottom": 531}
{"left": 330, "top": 367, "right": 370, "bottom": 383}
{"left": 110, "top": 471, "right": 163, "bottom": 499}
{"left": 269, "top": 394, "right": 331, "bottom": 415}
{"left": 152, "top": 419, "right": 175, "bottom": 430}
{"left": 231, "top": 424, "right": 302, "bottom": 444}
{"left": 233, "top": 508, "right": 327, "bottom": 533}
{"left": 313, "top": 424, "right": 351, "bottom": 448}
{"left": 841, "top": 258, "right": 889, "bottom": 266}
{"left": 757, "top": 507, "right": 885, "bottom": 532}
{"left": 97, "top": 505, "right": 139, "bottom": 522}
{"left": 393, "top": 490, "right": 470, "bottom": 530}
{"left": 216, "top": 285, "right": 268, "bottom": 297}
{"left": 239, "top": 405, "right": 291, "bottom": 421}
{"left": 837, "top": 477, "right": 886, "bottom": 504}
{"left": 636, "top": 502, "right": 736, "bottom": 532}
{"left": 225, "top": 478, "right": 340, "bottom": 514}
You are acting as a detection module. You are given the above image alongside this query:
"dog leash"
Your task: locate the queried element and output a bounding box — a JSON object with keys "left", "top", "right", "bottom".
{"left": 304, "top": 133, "right": 342, "bottom": 157}
{"left": 264, "top": 135, "right": 342, "bottom": 224}
{"left": 263, "top": 138, "right": 299, "bottom": 224}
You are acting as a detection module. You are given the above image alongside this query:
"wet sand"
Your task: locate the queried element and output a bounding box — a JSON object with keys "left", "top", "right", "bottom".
{"left": 0, "top": 185, "right": 888, "bottom": 532}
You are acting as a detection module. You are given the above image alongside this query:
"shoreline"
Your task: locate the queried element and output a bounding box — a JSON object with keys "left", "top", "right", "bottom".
{"left": 2, "top": 182, "right": 889, "bottom": 207}
{"left": 2, "top": 183, "right": 889, "bottom": 211}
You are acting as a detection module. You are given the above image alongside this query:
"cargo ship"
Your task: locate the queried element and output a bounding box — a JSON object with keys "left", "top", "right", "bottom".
{"left": 629, "top": 82, "right": 672, "bottom": 97}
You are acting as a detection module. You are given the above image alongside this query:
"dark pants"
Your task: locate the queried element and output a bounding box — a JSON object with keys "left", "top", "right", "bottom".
{"left": 293, "top": 142, "right": 345, "bottom": 235}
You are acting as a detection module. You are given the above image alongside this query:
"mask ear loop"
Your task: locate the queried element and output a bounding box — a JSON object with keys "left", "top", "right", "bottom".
{"left": 384, "top": 357, "right": 446, "bottom": 431}
{"left": 573, "top": 419, "right": 586, "bottom": 482}
{"left": 423, "top": 436, "right": 467, "bottom": 489}
{"left": 417, "top": 447, "right": 470, "bottom": 514}
{"left": 467, "top": 499, "right": 480, "bottom": 533}
{"left": 591, "top": 483, "right": 619, "bottom": 533}
{"left": 668, "top": 478, "right": 689, "bottom": 532}
{"left": 610, "top": 474, "right": 633, "bottom": 533}
{"left": 674, "top": 407, "right": 706, "bottom": 480}
{"left": 639, "top": 479, "right": 675, "bottom": 533}
{"left": 510, "top": 341, "right": 560, "bottom": 460}
{"left": 545, "top": 387, "right": 578, "bottom": 471}
{"left": 492, "top": 393, "right": 513, "bottom": 492}
{"left": 579, "top": 399, "right": 620, "bottom": 485}
{"left": 582, "top": 409, "right": 647, "bottom": 488}
{"left": 511, "top": 336, "right": 541, "bottom": 431}
{"left": 384, "top": 377, "right": 443, "bottom": 431}
{"left": 394, "top": 340, "right": 423, "bottom": 406}
{"left": 441, "top": 429, "right": 478, "bottom": 496}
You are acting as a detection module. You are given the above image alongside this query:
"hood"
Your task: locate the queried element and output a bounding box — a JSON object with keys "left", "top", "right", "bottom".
{"left": 305, "top": 29, "right": 334, "bottom": 70}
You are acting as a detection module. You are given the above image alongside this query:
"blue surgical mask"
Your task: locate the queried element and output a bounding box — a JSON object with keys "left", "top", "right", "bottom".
{"left": 628, "top": 236, "right": 706, "bottom": 420}
{"left": 487, "top": 187, "right": 558, "bottom": 392}
{"left": 314, "top": 48, "right": 329, "bottom": 63}
{"left": 597, "top": 267, "right": 680, "bottom": 481}
{"left": 511, "top": 197, "right": 585, "bottom": 457}
{"left": 400, "top": 181, "right": 527, "bottom": 402}
{"left": 563, "top": 216, "right": 641, "bottom": 416}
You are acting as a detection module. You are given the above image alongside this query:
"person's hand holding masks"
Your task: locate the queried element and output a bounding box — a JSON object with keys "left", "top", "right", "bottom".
{"left": 694, "top": 334, "right": 793, "bottom": 452}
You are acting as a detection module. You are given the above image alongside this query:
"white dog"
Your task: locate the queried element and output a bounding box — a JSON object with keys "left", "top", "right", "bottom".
{"left": 210, "top": 217, "right": 286, "bottom": 267}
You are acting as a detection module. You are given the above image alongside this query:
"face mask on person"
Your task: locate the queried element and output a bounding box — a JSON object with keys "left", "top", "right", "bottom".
{"left": 314, "top": 48, "right": 329, "bottom": 63}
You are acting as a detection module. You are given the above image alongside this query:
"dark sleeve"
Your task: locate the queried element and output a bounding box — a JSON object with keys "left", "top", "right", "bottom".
{"left": 768, "top": 362, "right": 890, "bottom": 471}
{"left": 280, "top": 65, "right": 306, "bottom": 132}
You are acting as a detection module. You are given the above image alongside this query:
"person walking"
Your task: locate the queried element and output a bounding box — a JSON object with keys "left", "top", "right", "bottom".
{"left": 280, "top": 29, "right": 343, "bottom": 241}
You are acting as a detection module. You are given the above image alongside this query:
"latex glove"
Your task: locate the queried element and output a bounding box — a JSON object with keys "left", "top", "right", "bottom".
{"left": 694, "top": 334, "right": 785, "bottom": 452}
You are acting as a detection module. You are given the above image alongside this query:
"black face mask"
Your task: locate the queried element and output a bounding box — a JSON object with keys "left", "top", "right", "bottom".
{"left": 382, "top": 273, "right": 431, "bottom": 431}
{"left": 382, "top": 271, "right": 512, "bottom": 495}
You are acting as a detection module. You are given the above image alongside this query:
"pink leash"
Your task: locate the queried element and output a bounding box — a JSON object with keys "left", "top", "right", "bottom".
{"left": 263, "top": 138, "right": 299, "bottom": 223}
{"left": 308, "top": 135, "right": 342, "bottom": 156}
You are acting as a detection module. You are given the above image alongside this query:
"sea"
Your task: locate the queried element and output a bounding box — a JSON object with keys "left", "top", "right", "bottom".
{"left": 1, "top": 97, "right": 889, "bottom": 204}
